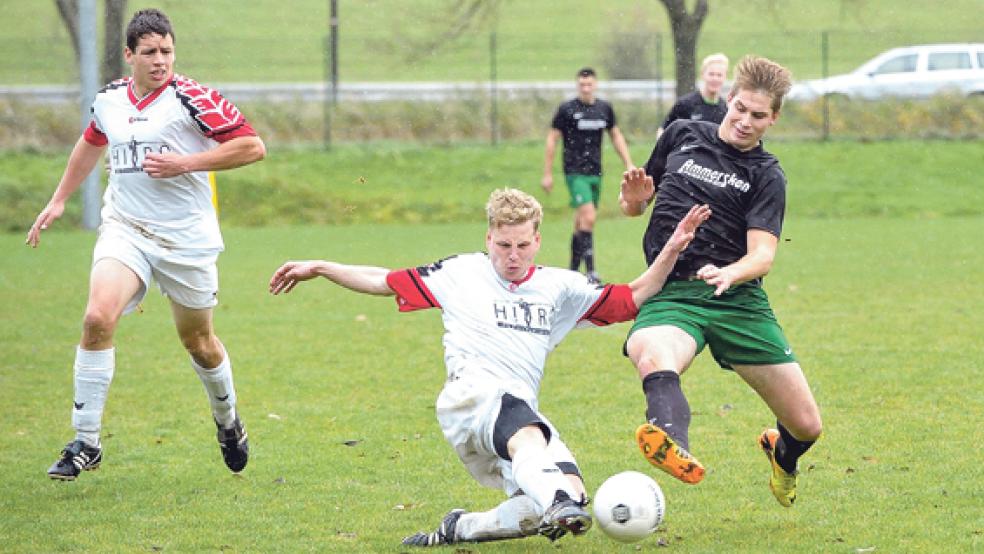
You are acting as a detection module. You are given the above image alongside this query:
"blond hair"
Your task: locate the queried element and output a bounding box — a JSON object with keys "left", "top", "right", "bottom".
{"left": 701, "top": 53, "right": 729, "bottom": 73}
{"left": 732, "top": 55, "right": 792, "bottom": 112}
{"left": 486, "top": 188, "right": 543, "bottom": 230}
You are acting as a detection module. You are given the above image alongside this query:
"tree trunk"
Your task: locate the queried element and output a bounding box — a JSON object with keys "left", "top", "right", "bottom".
{"left": 55, "top": 0, "right": 81, "bottom": 60}
{"left": 102, "top": 0, "right": 127, "bottom": 83}
{"left": 658, "top": 0, "right": 709, "bottom": 99}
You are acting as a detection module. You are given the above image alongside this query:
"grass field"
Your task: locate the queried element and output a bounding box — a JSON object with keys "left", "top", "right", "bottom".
{"left": 2, "top": 133, "right": 983, "bottom": 551}
{"left": 3, "top": 0, "right": 982, "bottom": 83}
{"left": 1, "top": 214, "right": 982, "bottom": 552}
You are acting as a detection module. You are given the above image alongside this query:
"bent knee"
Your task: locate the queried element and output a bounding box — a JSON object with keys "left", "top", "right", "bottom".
{"left": 82, "top": 308, "right": 119, "bottom": 338}
{"left": 786, "top": 417, "right": 823, "bottom": 442}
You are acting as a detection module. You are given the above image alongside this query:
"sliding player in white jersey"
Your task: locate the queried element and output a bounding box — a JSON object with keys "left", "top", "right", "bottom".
{"left": 269, "top": 188, "right": 709, "bottom": 546}
{"left": 26, "top": 9, "right": 265, "bottom": 480}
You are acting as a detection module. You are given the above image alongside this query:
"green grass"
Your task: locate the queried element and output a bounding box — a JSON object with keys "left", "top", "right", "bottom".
{"left": 3, "top": 0, "right": 981, "bottom": 83}
{"left": 1, "top": 213, "right": 982, "bottom": 552}
{"left": 3, "top": 139, "right": 983, "bottom": 233}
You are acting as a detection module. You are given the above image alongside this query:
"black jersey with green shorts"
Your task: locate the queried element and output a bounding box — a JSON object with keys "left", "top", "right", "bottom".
{"left": 630, "top": 119, "right": 794, "bottom": 369}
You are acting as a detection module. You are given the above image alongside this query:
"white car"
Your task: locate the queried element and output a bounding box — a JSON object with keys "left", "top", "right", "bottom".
{"left": 788, "top": 43, "right": 984, "bottom": 100}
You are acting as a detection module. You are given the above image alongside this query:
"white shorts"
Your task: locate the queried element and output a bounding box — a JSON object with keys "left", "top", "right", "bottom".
{"left": 435, "top": 371, "right": 579, "bottom": 496}
{"left": 93, "top": 216, "right": 220, "bottom": 314}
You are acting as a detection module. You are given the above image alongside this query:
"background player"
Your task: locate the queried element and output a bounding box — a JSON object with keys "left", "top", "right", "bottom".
{"left": 26, "top": 8, "right": 265, "bottom": 480}
{"left": 619, "top": 56, "right": 822, "bottom": 508}
{"left": 269, "top": 189, "right": 709, "bottom": 546}
{"left": 657, "top": 53, "right": 730, "bottom": 139}
{"left": 542, "top": 67, "right": 633, "bottom": 283}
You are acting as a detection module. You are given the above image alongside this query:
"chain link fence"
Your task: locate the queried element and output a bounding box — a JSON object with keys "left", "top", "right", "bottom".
{"left": 1, "top": 27, "right": 981, "bottom": 148}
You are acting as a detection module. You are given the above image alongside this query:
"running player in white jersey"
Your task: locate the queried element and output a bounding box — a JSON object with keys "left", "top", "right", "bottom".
{"left": 269, "top": 189, "right": 709, "bottom": 547}
{"left": 26, "top": 9, "right": 265, "bottom": 480}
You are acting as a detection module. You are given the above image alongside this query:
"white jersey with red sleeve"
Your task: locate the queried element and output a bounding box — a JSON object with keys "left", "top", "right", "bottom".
{"left": 385, "top": 252, "right": 638, "bottom": 397}
{"left": 83, "top": 74, "right": 257, "bottom": 250}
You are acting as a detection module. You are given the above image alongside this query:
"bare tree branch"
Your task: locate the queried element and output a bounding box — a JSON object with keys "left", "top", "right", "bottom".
{"left": 101, "top": 0, "right": 127, "bottom": 82}
{"left": 658, "top": 0, "right": 709, "bottom": 99}
{"left": 55, "top": 0, "right": 81, "bottom": 61}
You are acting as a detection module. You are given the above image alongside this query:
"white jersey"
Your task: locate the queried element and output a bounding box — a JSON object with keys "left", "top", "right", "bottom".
{"left": 386, "top": 253, "right": 638, "bottom": 398}
{"left": 83, "top": 74, "right": 256, "bottom": 250}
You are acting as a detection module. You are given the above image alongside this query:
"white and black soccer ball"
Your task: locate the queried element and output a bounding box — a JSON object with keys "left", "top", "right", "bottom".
{"left": 592, "top": 471, "right": 666, "bottom": 543}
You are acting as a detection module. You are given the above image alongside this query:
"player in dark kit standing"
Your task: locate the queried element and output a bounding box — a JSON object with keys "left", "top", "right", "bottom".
{"left": 543, "top": 67, "right": 633, "bottom": 283}
{"left": 658, "top": 53, "right": 729, "bottom": 139}
{"left": 618, "top": 56, "right": 822, "bottom": 508}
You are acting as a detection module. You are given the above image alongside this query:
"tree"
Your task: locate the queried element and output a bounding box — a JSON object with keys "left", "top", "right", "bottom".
{"left": 659, "top": 0, "right": 709, "bottom": 99}
{"left": 55, "top": 0, "right": 129, "bottom": 84}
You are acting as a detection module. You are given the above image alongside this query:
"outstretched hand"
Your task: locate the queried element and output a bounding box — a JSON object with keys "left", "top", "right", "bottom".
{"left": 665, "top": 204, "right": 711, "bottom": 253}
{"left": 25, "top": 201, "right": 66, "bottom": 248}
{"left": 620, "top": 167, "right": 655, "bottom": 205}
{"left": 269, "top": 261, "right": 323, "bottom": 295}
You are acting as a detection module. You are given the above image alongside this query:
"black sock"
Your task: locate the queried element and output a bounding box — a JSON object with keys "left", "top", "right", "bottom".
{"left": 642, "top": 371, "right": 691, "bottom": 450}
{"left": 569, "top": 233, "right": 582, "bottom": 271}
{"left": 581, "top": 231, "right": 595, "bottom": 273}
{"left": 775, "top": 421, "right": 815, "bottom": 474}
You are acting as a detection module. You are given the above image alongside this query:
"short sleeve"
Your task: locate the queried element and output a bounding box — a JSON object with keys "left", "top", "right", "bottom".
{"left": 551, "top": 105, "right": 565, "bottom": 130}
{"left": 745, "top": 167, "right": 786, "bottom": 237}
{"left": 82, "top": 120, "right": 108, "bottom": 147}
{"left": 174, "top": 78, "right": 257, "bottom": 142}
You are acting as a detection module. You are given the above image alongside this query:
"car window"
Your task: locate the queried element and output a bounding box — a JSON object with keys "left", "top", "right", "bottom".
{"left": 873, "top": 54, "right": 917, "bottom": 74}
{"left": 928, "top": 52, "right": 972, "bottom": 71}
{"left": 977, "top": 52, "right": 984, "bottom": 69}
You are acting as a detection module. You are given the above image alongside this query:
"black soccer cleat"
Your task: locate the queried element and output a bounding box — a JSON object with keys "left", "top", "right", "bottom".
{"left": 216, "top": 417, "right": 249, "bottom": 473}
{"left": 538, "top": 490, "right": 592, "bottom": 541}
{"left": 47, "top": 439, "right": 102, "bottom": 481}
{"left": 401, "top": 509, "right": 465, "bottom": 547}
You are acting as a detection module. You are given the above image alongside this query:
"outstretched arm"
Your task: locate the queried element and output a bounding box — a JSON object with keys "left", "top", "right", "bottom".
{"left": 26, "top": 136, "right": 106, "bottom": 248}
{"left": 627, "top": 204, "right": 711, "bottom": 307}
{"left": 269, "top": 260, "right": 394, "bottom": 296}
{"left": 697, "top": 229, "right": 777, "bottom": 296}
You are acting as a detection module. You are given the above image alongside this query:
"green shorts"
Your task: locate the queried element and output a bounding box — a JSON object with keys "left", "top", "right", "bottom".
{"left": 565, "top": 174, "right": 601, "bottom": 208}
{"left": 628, "top": 280, "right": 796, "bottom": 369}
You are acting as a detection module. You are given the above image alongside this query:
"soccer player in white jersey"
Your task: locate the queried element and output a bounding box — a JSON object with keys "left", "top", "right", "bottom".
{"left": 26, "top": 9, "right": 265, "bottom": 480}
{"left": 269, "top": 189, "right": 709, "bottom": 546}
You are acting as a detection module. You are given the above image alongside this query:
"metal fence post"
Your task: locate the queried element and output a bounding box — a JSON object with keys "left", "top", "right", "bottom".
{"left": 821, "top": 30, "right": 830, "bottom": 141}
{"left": 490, "top": 31, "right": 499, "bottom": 146}
{"left": 655, "top": 32, "right": 664, "bottom": 129}
{"left": 79, "top": 0, "right": 100, "bottom": 230}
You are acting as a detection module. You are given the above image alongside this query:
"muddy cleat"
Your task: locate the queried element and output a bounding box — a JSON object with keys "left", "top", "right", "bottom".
{"left": 587, "top": 271, "right": 602, "bottom": 284}
{"left": 402, "top": 509, "right": 465, "bottom": 547}
{"left": 47, "top": 440, "right": 102, "bottom": 481}
{"left": 538, "top": 491, "right": 592, "bottom": 541}
{"left": 759, "top": 428, "right": 797, "bottom": 507}
{"left": 216, "top": 417, "right": 249, "bottom": 473}
{"left": 636, "top": 423, "right": 705, "bottom": 484}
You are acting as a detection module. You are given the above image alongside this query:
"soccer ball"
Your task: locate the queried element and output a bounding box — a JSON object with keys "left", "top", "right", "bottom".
{"left": 592, "top": 471, "right": 666, "bottom": 543}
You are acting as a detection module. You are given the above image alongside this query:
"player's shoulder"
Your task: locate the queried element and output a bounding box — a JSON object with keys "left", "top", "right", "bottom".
{"left": 96, "top": 77, "right": 131, "bottom": 97}
{"left": 171, "top": 74, "right": 218, "bottom": 97}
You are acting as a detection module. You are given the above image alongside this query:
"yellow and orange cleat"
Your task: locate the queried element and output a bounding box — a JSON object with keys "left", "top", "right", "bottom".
{"left": 759, "top": 428, "right": 797, "bottom": 507}
{"left": 636, "top": 423, "right": 705, "bottom": 484}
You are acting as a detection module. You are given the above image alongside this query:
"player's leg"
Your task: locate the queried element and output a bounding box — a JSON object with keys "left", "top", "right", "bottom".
{"left": 403, "top": 494, "right": 541, "bottom": 546}
{"left": 733, "top": 361, "right": 822, "bottom": 507}
{"left": 49, "top": 258, "right": 144, "bottom": 480}
{"left": 625, "top": 323, "right": 706, "bottom": 484}
{"left": 565, "top": 174, "right": 594, "bottom": 274}
{"left": 574, "top": 202, "right": 598, "bottom": 281}
{"left": 170, "top": 301, "right": 248, "bottom": 472}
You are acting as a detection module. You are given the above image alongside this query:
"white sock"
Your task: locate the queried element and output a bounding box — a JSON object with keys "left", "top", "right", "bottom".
{"left": 455, "top": 494, "right": 541, "bottom": 542}
{"left": 191, "top": 354, "right": 237, "bottom": 428}
{"left": 72, "top": 347, "right": 115, "bottom": 448}
{"left": 508, "top": 446, "right": 576, "bottom": 513}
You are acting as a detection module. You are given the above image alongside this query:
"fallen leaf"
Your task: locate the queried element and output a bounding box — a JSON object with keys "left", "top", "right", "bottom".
{"left": 268, "top": 413, "right": 282, "bottom": 420}
{"left": 343, "top": 439, "right": 361, "bottom": 447}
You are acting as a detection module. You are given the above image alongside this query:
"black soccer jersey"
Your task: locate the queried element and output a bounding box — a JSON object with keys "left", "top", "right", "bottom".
{"left": 642, "top": 120, "right": 786, "bottom": 281}
{"left": 661, "top": 90, "right": 728, "bottom": 129}
{"left": 551, "top": 98, "right": 617, "bottom": 176}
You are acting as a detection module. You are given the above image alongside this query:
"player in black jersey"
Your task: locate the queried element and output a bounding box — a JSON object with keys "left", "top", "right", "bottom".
{"left": 543, "top": 68, "right": 633, "bottom": 283}
{"left": 658, "top": 53, "right": 729, "bottom": 139}
{"left": 618, "top": 56, "right": 822, "bottom": 508}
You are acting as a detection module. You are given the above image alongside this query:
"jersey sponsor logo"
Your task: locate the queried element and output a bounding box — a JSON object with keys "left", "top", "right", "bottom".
{"left": 677, "top": 158, "right": 751, "bottom": 193}
{"left": 576, "top": 118, "right": 608, "bottom": 131}
{"left": 493, "top": 298, "right": 554, "bottom": 336}
{"left": 111, "top": 136, "right": 173, "bottom": 174}
{"left": 174, "top": 78, "right": 245, "bottom": 136}
{"left": 128, "top": 116, "right": 149, "bottom": 124}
